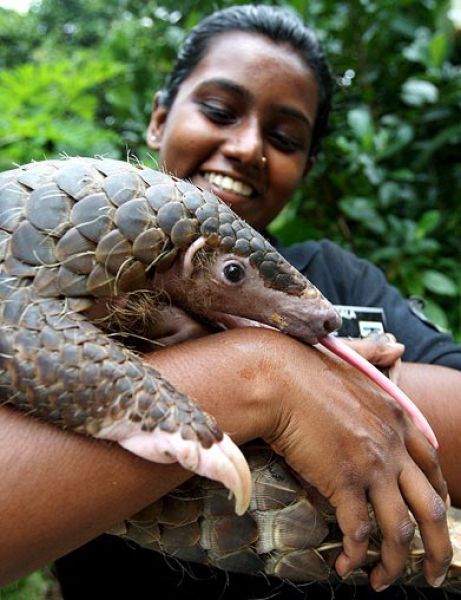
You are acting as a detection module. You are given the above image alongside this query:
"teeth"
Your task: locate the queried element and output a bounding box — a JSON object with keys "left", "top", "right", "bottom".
{"left": 203, "top": 172, "right": 253, "bottom": 197}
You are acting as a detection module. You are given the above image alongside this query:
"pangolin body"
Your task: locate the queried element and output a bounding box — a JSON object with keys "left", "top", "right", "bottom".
{"left": 114, "top": 443, "right": 461, "bottom": 588}
{"left": 0, "top": 157, "right": 452, "bottom": 585}
{"left": 0, "top": 157, "right": 340, "bottom": 515}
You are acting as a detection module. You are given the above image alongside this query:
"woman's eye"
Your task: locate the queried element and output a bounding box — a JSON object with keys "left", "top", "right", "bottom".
{"left": 269, "top": 131, "right": 304, "bottom": 152}
{"left": 199, "top": 101, "right": 236, "bottom": 125}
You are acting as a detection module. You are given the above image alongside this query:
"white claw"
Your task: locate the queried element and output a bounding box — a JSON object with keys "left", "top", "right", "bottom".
{"left": 205, "top": 434, "right": 253, "bottom": 515}
{"left": 97, "top": 422, "right": 252, "bottom": 515}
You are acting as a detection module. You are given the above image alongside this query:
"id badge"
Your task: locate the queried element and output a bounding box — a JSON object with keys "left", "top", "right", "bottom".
{"left": 333, "top": 305, "right": 387, "bottom": 339}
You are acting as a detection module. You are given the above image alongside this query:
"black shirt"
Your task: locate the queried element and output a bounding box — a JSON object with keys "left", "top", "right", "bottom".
{"left": 54, "top": 239, "right": 461, "bottom": 599}
{"left": 278, "top": 239, "right": 461, "bottom": 368}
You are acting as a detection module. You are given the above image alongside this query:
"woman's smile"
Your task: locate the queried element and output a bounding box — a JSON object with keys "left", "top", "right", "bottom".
{"left": 193, "top": 169, "right": 262, "bottom": 213}
{"left": 201, "top": 171, "right": 254, "bottom": 198}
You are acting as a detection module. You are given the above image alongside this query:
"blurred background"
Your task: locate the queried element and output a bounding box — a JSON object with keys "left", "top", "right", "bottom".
{"left": 0, "top": 1, "right": 459, "bottom": 596}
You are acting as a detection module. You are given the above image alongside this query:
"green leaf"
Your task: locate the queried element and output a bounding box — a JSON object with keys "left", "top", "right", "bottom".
{"left": 401, "top": 79, "right": 439, "bottom": 106}
{"left": 402, "top": 28, "right": 431, "bottom": 66}
{"left": 360, "top": 155, "right": 384, "bottom": 185}
{"left": 370, "top": 246, "right": 403, "bottom": 262}
{"left": 1, "top": 570, "right": 50, "bottom": 598}
{"left": 422, "top": 270, "right": 458, "bottom": 296}
{"left": 389, "top": 169, "right": 416, "bottom": 182}
{"left": 417, "top": 210, "right": 440, "bottom": 236}
{"left": 339, "top": 197, "right": 386, "bottom": 234}
{"left": 378, "top": 181, "right": 401, "bottom": 207}
{"left": 429, "top": 32, "right": 448, "bottom": 68}
{"left": 347, "top": 107, "right": 374, "bottom": 150}
{"left": 377, "top": 122, "right": 414, "bottom": 159}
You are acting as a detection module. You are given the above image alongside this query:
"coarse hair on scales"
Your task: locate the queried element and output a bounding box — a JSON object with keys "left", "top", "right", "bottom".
{"left": 157, "top": 4, "right": 333, "bottom": 158}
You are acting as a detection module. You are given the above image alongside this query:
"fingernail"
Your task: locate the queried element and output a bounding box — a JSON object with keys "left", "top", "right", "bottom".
{"left": 374, "top": 584, "right": 390, "bottom": 592}
{"left": 432, "top": 574, "right": 446, "bottom": 588}
{"left": 341, "top": 570, "right": 353, "bottom": 580}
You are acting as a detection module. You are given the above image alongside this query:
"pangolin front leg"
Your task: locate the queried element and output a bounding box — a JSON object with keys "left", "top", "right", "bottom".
{"left": 0, "top": 286, "right": 251, "bottom": 514}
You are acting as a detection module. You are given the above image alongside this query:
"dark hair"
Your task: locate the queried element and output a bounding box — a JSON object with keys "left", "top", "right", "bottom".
{"left": 158, "top": 4, "right": 332, "bottom": 157}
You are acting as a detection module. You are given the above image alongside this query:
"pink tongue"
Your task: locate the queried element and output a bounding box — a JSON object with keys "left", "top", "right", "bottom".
{"left": 320, "top": 334, "right": 438, "bottom": 449}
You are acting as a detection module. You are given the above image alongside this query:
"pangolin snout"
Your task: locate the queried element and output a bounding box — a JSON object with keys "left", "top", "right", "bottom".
{"left": 287, "top": 304, "right": 342, "bottom": 343}
{"left": 311, "top": 306, "right": 342, "bottom": 340}
{"left": 323, "top": 311, "right": 342, "bottom": 334}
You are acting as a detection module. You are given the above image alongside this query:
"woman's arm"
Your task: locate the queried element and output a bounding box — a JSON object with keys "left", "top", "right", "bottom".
{"left": 0, "top": 329, "right": 269, "bottom": 586}
{"left": 0, "top": 408, "right": 188, "bottom": 585}
{"left": 399, "top": 362, "right": 461, "bottom": 505}
{"left": 0, "top": 328, "right": 453, "bottom": 591}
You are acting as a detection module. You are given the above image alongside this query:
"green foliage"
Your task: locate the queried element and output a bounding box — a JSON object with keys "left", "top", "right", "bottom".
{"left": 0, "top": 569, "right": 55, "bottom": 599}
{"left": 0, "top": 0, "right": 459, "bottom": 335}
{"left": 0, "top": 53, "right": 124, "bottom": 169}
{"left": 0, "top": 8, "right": 41, "bottom": 69}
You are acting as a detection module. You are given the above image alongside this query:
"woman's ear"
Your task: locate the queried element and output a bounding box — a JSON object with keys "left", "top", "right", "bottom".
{"left": 303, "top": 156, "right": 316, "bottom": 178}
{"left": 146, "top": 92, "right": 168, "bottom": 150}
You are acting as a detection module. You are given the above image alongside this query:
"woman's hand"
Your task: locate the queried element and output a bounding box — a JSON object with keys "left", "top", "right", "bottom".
{"left": 253, "top": 330, "right": 451, "bottom": 591}
{"left": 342, "top": 333, "right": 404, "bottom": 383}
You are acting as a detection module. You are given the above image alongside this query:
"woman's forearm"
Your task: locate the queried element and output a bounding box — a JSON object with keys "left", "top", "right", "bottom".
{"left": 399, "top": 362, "right": 461, "bottom": 506}
{"left": 0, "top": 329, "right": 272, "bottom": 586}
{"left": 0, "top": 407, "right": 188, "bottom": 585}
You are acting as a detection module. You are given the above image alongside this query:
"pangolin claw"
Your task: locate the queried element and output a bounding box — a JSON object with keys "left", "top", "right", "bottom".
{"left": 118, "top": 429, "right": 252, "bottom": 516}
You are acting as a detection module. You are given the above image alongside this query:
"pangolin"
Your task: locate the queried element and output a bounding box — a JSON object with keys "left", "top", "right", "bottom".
{"left": 114, "top": 443, "right": 461, "bottom": 587}
{"left": 0, "top": 157, "right": 437, "bottom": 519}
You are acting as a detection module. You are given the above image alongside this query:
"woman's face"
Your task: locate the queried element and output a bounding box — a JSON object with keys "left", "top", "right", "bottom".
{"left": 147, "top": 31, "right": 319, "bottom": 231}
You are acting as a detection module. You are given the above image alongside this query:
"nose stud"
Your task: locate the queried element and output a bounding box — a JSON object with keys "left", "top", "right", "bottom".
{"left": 261, "top": 155, "right": 267, "bottom": 167}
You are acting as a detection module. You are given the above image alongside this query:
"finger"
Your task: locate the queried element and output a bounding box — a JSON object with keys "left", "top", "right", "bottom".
{"left": 399, "top": 463, "right": 452, "bottom": 587}
{"left": 342, "top": 337, "right": 405, "bottom": 368}
{"left": 368, "top": 480, "right": 416, "bottom": 591}
{"left": 404, "top": 422, "right": 449, "bottom": 503}
{"left": 332, "top": 488, "right": 372, "bottom": 578}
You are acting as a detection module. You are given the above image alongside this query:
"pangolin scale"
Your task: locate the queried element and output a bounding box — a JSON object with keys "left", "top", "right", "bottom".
{"left": 113, "top": 443, "right": 461, "bottom": 589}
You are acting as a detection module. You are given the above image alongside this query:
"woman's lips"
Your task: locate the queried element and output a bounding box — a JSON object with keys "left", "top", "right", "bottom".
{"left": 202, "top": 171, "right": 254, "bottom": 197}
{"left": 191, "top": 172, "right": 263, "bottom": 225}
{"left": 192, "top": 171, "right": 258, "bottom": 207}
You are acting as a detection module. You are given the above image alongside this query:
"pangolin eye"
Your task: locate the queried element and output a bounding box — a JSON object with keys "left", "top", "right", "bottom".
{"left": 223, "top": 262, "right": 245, "bottom": 284}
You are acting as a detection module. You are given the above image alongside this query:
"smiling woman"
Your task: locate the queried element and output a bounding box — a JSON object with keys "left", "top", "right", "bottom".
{"left": 49, "top": 5, "right": 461, "bottom": 598}
{"left": 147, "top": 32, "right": 319, "bottom": 230}
{"left": 2, "top": 3, "right": 461, "bottom": 600}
